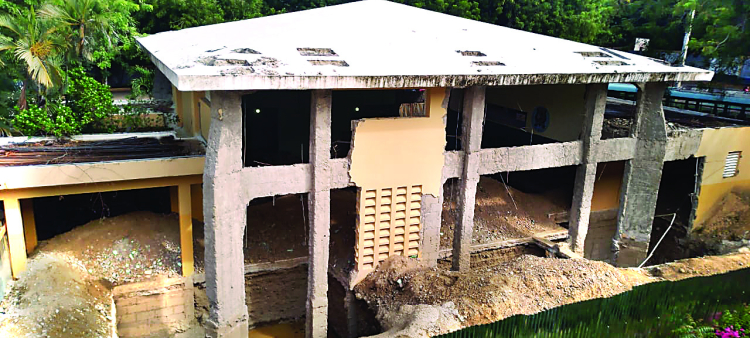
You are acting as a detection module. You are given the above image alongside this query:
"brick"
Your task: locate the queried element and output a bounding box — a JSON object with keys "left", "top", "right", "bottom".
{"left": 118, "top": 313, "right": 137, "bottom": 323}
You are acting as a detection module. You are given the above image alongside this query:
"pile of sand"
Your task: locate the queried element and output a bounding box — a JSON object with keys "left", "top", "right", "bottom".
{"left": 0, "top": 254, "right": 113, "bottom": 338}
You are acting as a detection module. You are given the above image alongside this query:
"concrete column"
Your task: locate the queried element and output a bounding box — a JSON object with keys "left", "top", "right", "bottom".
{"left": 613, "top": 82, "right": 668, "bottom": 267}
{"left": 420, "top": 181, "right": 444, "bottom": 267}
{"left": 178, "top": 183, "right": 195, "bottom": 277}
{"left": 307, "top": 89, "right": 332, "bottom": 338}
{"left": 203, "top": 91, "right": 249, "bottom": 338}
{"left": 4, "top": 198, "right": 27, "bottom": 278}
{"left": 452, "top": 86, "right": 486, "bottom": 272}
{"left": 21, "top": 199, "right": 37, "bottom": 255}
{"left": 569, "top": 83, "right": 607, "bottom": 255}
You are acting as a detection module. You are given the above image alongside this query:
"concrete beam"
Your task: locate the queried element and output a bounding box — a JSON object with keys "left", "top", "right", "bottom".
{"left": 453, "top": 86, "right": 485, "bottom": 271}
{"left": 307, "top": 89, "right": 332, "bottom": 338}
{"left": 240, "top": 164, "right": 312, "bottom": 200}
{"left": 476, "top": 141, "right": 582, "bottom": 175}
{"left": 613, "top": 82, "right": 668, "bottom": 267}
{"left": 203, "top": 91, "right": 248, "bottom": 338}
{"left": 569, "top": 83, "right": 607, "bottom": 255}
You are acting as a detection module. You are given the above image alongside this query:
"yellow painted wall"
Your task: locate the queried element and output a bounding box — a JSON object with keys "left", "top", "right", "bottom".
{"left": 199, "top": 98, "right": 211, "bottom": 140}
{"left": 349, "top": 88, "right": 447, "bottom": 284}
{"left": 485, "top": 85, "right": 587, "bottom": 142}
{"left": 693, "top": 127, "right": 750, "bottom": 228}
{"left": 591, "top": 161, "right": 624, "bottom": 212}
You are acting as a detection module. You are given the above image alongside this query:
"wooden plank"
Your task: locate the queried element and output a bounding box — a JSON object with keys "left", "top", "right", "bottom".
{"left": 4, "top": 198, "right": 26, "bottom": 278}
{"left": 20, "top": 199, "right": 37, "bottom": 254}
{"left": 438, "top": 230, "right": 570, "bottom": 259}
{"left": 177, "top": 184, "right": 194, "bottom": 277}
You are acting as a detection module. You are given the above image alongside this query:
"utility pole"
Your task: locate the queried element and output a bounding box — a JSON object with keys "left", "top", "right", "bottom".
{"left": 677, "top": 8, "right": 696, "bottom": 88}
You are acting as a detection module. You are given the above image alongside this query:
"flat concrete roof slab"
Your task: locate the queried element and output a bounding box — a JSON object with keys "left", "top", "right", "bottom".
{"left": 137, "top": 0, "right": 713, "bottom": 91}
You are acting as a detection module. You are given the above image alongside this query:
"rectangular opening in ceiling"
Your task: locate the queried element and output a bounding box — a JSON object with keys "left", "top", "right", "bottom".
{"left": 723, "top": 151, "right": 741, "bottom": 178}
{"left": 232, "top": 48, "right": 261, "bottom": 54}
{"left": 593, "top": 60, "right": 630, "bottom": 66}
{"left": 575, "top": 51, "right": 611, "bottom": 58}
{"left": 457, "top": 50, "right": 486, "bottom": 57}
{"left": 297, "top": 47, "right": 338, "bottom": 56}
{"left": 308, "top": 60, "right": 349, "bottom": 67}
{"left": 471, "top": 61, "right": 505, "bottom": 66}
{"left": 242, "top": 90, "right": 311, "bottom": 167}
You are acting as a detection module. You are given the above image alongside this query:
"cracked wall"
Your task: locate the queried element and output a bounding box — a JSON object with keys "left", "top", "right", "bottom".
{"left": 348, "top": 88, "right": 447, "bottom": 285}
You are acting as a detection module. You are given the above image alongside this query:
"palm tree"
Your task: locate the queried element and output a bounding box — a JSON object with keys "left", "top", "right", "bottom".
{"left": 0, "top": 9, "right": 65, "bottom": 109}
{"left": 39, "top": 0, "right": 114, "bottom": 63}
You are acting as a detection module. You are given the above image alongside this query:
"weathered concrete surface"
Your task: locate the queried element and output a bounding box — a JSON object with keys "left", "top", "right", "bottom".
{"left": 664, "top": 129, "right": 703, "bottom": 161}
{"left": 453, "top": 86, "right": 486, "bottom": 271}
{"left": 569, "top": 83, "right": 607, "bottom": 255}
{"left": 614, "top": 82, "right": 668, "bottom": 267}
{"left": 203, "top": 91, "right": 248, "bottom": 338}
{"left": 137, "top": 1, "right": 713, "bottom": 93}
{"left": 476, "top": 141, "right": 582, "bottom": 175}
{"left": 307, "top": 89, "right": 332, "bottom": 338}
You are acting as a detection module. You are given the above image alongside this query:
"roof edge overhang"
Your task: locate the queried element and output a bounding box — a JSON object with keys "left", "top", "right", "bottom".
{"left": 136, "top": 38, "right": 714, "bottom": 92}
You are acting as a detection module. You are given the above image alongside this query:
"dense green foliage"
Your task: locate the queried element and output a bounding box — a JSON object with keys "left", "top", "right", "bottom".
{"left": 0, "top": 0, "right": 747, "bottom": 137}
{"left": 64, "top": 66, "right": 116, "bottom": 133}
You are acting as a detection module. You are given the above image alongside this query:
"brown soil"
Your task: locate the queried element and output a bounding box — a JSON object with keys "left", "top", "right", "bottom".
{"left": 38, "top": 211, "right": 203, "bottom": 285}
{"left": 355, "top": 251, "right": 750, "bottom": 335}
{"left": 440, "top": 177, "right": 568, "bottom": 248}
{"left": 693, "top": 188, "right": 750, "bottom": 241}
{"left": 0, "top": 254, "right": 113, "bottom": 338}
{"left": 240, "top": 189, "right": 357, "bottom": 269}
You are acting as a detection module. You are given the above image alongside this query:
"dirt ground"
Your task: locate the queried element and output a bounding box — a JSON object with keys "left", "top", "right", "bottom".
{"left": 38, "top": 211, "right": 202, "bottom": 285}
{"left": 355, "top": 251, "right": 750, "bottom": 337}
{"left": 440, "top": 176, "right": 568, "bottom": 249}
{"left": 235, "top": 189, "right": 357, "bottom": 270}
{"left": 692, "top": 188, "right": 750, "bottom": 241}
{"left": 0, "top": 254, "right": 113, "bottom": 338}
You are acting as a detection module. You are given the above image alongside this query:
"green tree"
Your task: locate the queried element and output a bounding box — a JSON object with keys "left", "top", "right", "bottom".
{"left": 0, "top": 7, "right": 65, "bottom": 108}
{"left": 683, "top": 0, "right": 749, "bottom": 70}
{"left": 39, "top": 0, "right": 142, "bottom": 72}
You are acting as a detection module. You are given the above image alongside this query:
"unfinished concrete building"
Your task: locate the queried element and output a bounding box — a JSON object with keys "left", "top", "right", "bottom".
{"left": 132, "top": 0, "right": 750, "bottom": 337}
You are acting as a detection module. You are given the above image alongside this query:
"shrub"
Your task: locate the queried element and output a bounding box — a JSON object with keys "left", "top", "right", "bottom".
{"left": 65, "top": 67, "right": 116, "bottom": 134}
{"left": 12, "top": 104, "right": 81, "bottom": 137}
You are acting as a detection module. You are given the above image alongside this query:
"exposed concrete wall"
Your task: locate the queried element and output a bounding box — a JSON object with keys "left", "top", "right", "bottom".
{"left": 613, "top": 82, "right": 668, "bottom": 267}
{"left": 568, "top": 84, "right": 607, "bottom": 255}
{"left": 203, "top": 91, "right": 249, "bottom": 338}
{"left": 307, "top": 89, "right": 332, "bottom": 338}
{"left": 453, "top": 86, "right": 486, "bottom": 271}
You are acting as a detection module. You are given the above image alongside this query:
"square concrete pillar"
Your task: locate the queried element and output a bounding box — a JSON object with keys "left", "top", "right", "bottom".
{"left": 613, "top": 82, "right": 668, "bottom": 267}
{"left": 568, "top": 83, "right": 607, "bottom": 255}
{"left": 307, "top": 89, "right": 332, "bottom": 338}
{"left": 452, "top": 86, "right": 485, "bottom": 272}
{"left": 203, "top": 91, "right": 249, "bottom": 338}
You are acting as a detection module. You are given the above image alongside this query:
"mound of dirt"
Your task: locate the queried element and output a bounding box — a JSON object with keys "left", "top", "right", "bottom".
{"left": 0, "top": 254, "right": 113, "bottom": 338}
{"left": 354, "top": 255, "right": 650, "bottom": 329}
{"left": 355, "top": 252, "right": 750, "bottom": 337}
{"left": 440, "top": 177, "right": 567, "bottom": 248}
{"left": 694, "top": 188, "right": 750, "bottom": 241}
{"left": 38, "top": 211, "right": 200, "bottom": 285}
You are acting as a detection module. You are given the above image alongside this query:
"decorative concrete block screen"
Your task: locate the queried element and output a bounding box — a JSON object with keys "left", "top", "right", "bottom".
{"left": 356, "top": 185, "right": 422, "bottom": 272}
